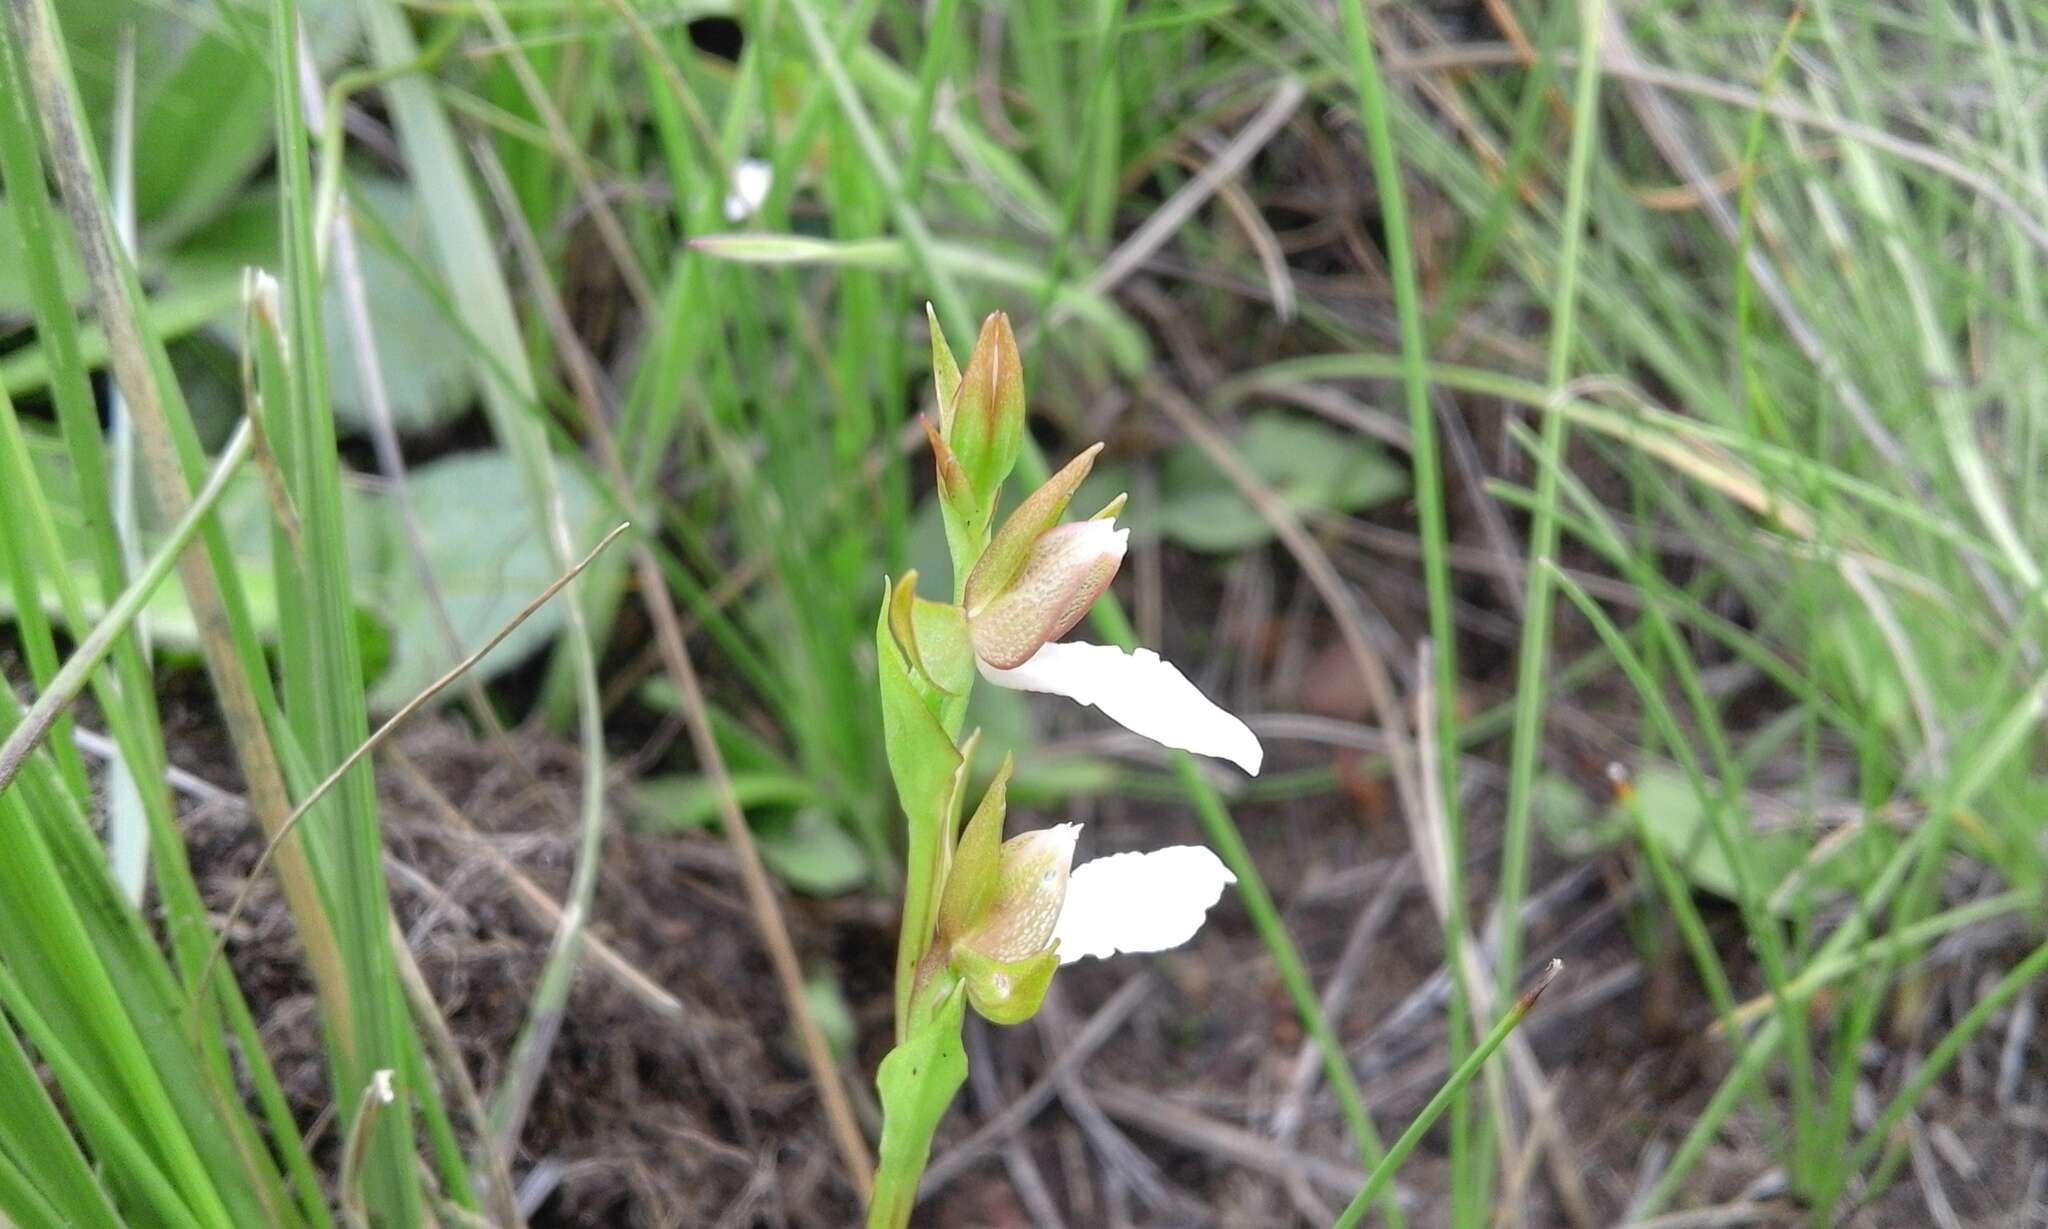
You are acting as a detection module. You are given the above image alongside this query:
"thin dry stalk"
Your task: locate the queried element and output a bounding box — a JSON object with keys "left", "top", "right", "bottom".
{"left": 391, "top": 920, "right": 525, "bottom": 1228}
{"left": 1146, "top": 379, "right": 1426, "bottom": 834}
{"left": 1415, "top": 642, "right": 1595, "bottom": 1229}
{"left": 1072, "top": 77, "right": 1305, "bottom": 310}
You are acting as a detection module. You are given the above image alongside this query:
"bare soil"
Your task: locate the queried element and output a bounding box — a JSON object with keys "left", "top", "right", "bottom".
{"left": 164, "top": 664, "right": 2043, "bottom": 1228}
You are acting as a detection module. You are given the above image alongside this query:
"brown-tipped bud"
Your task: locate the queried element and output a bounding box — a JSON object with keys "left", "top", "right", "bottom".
{"left": 946, "top": 312, "right": 1025, "bottom": 509}
{"left": 967, "top": 519, "right": 1128, "bottom": 669}
{"left": 956, "top": 823, "right": 1079, "bottom": 965}
{"left": 924, "top": 418, "right": 977, "bottom": 519}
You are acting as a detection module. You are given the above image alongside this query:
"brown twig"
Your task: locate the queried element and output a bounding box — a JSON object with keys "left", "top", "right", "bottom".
{"left": 1145, "top": 377, "right": 1427, "bottom": 886}
{"left": 921, "top": 973, "right": 1155, "bottom": 1197}
{"left": 966, "top": 1024, "right": 1068, "bottom": 1229}
{"left": 1092, "top": 1083, "right": 1371, "bottom": 1201}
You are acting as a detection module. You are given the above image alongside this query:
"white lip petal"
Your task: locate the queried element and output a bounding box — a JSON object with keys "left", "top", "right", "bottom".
{"left": 979, "top": 640, "right": 1264, "bottom": 775}
{"left": 723, "top": 158, "right": 774, "bottom": 222}
{"left": 1051, "top": 845, "right": 1236, "bottom": 964}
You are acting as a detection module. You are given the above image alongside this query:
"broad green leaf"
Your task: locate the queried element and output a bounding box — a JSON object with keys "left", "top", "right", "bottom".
{"left": 802, "top": 973, "right": 857, "bottom": 1063}
{"left": 631, "top": 773, "right": 822, "bottom": 832}
{"left": 361, "top": 450, "right": 601, "bottom": 709}
{"left": 756, "top": 808, "right": 870, "bottom": 896}
{"left": 1156, "top": 411, "right": 1407, "bottom": 553}
{"left": 1620, "top": 766, "right": 1804, "bottom": 907}
{"left": 167, "top": 179, "right": 480, "bottom": 434}
{"left": 631, "top": 776, "right": 863, "bottom": 895}
{"left": 1533, "top": 771, "right": 1623, "bottom": 858}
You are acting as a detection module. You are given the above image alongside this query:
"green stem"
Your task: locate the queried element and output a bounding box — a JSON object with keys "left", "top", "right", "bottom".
{"left": 1331, "top": 1, "right": 1473, "bottom": 1215}
{"left": 1331, "top": 961, "right": 1562, "bottom": 1229}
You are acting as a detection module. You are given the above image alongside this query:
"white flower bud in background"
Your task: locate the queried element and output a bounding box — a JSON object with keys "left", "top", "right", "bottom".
{"left": 723, "top": 158, "right": 773, "bottom": 223}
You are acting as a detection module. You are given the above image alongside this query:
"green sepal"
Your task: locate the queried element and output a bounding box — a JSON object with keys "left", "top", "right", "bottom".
{"left": 869, "top": 980, "right": 969, "bottom": 1228}
{"left": 952, "top": 946, "right": 1059, "bottom": 1026}
{"left": 963, "top": 443, "right": 1103, "bottom": 616}
{"left": 886, "top": 573, "right": 973, "bottom": 735}
{"left": 928, "top": 421, "right": 987, "bottom": 601}
{"left": 934, "top": 754, "right": 1013, "bottom": 944}
{"left": 946, "top": 312, "right": 1025, "bottom": 518}
{"left": 928, "top": 730, "right": 979, "bottom": 949}
{"left": 914, "top": 596, "right": 973, "bottom": 738}
{"left": 878, "top": 579, "right": 965, "bottom": 1040}
{"left": 928, "top": 303, "right": 961, "bottom": 435}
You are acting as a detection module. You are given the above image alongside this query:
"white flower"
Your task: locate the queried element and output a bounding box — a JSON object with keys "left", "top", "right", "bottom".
{"left": 722, "top": 158, "right": 773, "bottom": 222}
{"left": 1052, "top": 839, "right": 1236, "bottom": 964}
{"left": 975, "top": 824, "right": 1236, "bottom": 966}
{"left": 979, "top": 640, "right": 1264, "bottom": 776}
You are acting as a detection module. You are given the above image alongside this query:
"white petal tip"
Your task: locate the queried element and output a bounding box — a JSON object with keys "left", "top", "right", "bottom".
{"left": 982, "top": 641, "right": 1265, "bottom": 774}
{"left": 1052, "top": 845, "right": 1236, "bottom": 965}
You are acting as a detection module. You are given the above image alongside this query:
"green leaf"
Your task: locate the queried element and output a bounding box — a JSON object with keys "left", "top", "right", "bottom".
{"left": 1619, "top": 766, "right": 1804, "bottom": 906}
{"left": 871, "top": 983, "right": 969, "bottom": 1226}
{"left": 757, "top": 809, "right": 871, "bottom": 896}
{"left": 1533, "top": 771, "right": 1623, "bottom": 858}
{"left": 911, "top": 595, "right": 973, "bottom": 735}
{"left": 167, "top": 178, "right": 479, "bottom": 434}
{"left": 802, "top": 973, "right": 857, "bottom": 1064}
{"left": 629, "top": 773, "right": 822, "bottom": 831}
{"left": 1155, "top": 411, "right": 1407, "bottom": 553}
{"left": 360, "top": 450, "right": 602, "bottom": 709}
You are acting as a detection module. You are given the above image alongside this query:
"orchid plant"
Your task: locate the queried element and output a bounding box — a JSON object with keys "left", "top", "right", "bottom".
{"left": 867, "top": 311, "right": 1261, "bottom": 1226}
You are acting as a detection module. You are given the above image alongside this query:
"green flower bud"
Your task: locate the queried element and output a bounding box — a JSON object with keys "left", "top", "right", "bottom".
{"left": 945, "top": 312, "right": 1025, "bottom": 514}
